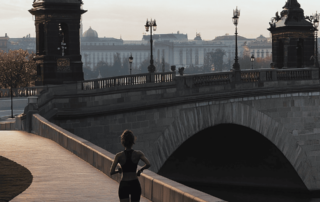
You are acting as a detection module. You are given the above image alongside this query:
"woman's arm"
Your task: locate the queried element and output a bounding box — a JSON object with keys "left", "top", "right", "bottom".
{"left": 110, "top": 168, "right": 122, "bottom": 175}
{"left": 110, "top": 153, "right": 122, "bottom": 176}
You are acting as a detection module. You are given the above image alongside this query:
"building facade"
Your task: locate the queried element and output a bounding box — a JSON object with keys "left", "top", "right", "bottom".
{"left": 8, "top": 34, "right": 36, "bottom": 53}
{"left": 0, "top": 33, "right": 9, "bottom": 53}
{"left": 247, "top": 35, "right": 272, "bottom": 59}
{"left": 81, "top": 28, "right": 253, "bottom": 70}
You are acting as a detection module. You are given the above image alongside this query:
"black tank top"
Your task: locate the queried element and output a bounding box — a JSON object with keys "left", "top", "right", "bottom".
{"left": 122, "top": 150, "right": 138, "bottom": 173}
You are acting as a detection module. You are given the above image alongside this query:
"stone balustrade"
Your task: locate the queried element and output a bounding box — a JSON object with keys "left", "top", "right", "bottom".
{"left": 23, "top": 68, "right": 318, "bottom": 121}
{"left": 0, "top": 86, "right": 47, "bottom": 98}
{"left": 1, "top": 68, "right": 318, "bottom": 99}
{"left": 81, "top": 72, "right": 175, "bottom": 91}
{"left": 11, "top": 114, "right": 223, "bottom": 202}
{"left": 183, "top": 68, "right": 318, "bottom": 88}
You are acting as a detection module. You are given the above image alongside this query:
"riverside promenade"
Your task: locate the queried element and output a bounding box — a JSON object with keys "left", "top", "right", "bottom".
{"left": 0, "top": 131, "right": 151, "bottom": 202}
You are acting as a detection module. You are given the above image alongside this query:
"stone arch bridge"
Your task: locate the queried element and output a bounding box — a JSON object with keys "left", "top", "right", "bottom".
{"left": 22, "top": 68, "right": 320, "bottom": 192}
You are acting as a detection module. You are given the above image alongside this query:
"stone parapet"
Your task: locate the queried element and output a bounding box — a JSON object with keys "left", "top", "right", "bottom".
{"left": 0, "top": 119, "right": 15, "bottom": 130}
{"left": 28, "top": 113, "right": 224, "bottom": 202}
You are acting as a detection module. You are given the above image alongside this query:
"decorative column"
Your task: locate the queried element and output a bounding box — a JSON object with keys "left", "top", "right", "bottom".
{"left": 29, "top": 0, "right": 87, "bottom": 85}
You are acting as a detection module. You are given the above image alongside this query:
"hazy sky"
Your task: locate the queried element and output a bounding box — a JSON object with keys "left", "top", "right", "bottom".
{"left": 0, "top": 0, "right": 318, "bottom": 40}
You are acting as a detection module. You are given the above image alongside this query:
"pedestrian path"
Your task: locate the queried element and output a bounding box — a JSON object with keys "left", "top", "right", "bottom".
{"left": 0, "top": 131, "right": 152, "bottom": 202}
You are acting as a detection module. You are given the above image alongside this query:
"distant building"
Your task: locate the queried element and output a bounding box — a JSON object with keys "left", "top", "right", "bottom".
{"left": 4, "top": 26, "right": 289, "bottom": 71}
{"left": 8, "top": 34, "right": 36, "bottom": 53}
{"left": 81, "top": 27, "right": 149, "bottom": 70}
{"left": 246, "top": 35, "right": 272, "bottom": 58}
{"left": 81, "top": 28, "right": 255, "bottom": 70}
{"left": 0, "top": 33, "right": 9, "bottom": 53}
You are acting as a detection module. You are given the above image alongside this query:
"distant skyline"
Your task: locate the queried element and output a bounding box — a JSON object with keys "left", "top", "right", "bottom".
{"left": 0, "top": 0, "right": 318, "bottom": 40}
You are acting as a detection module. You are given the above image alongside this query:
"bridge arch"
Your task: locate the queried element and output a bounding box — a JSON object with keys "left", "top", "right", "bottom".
{"left": 149, "top": 102, "right": 317, "bottom": 190}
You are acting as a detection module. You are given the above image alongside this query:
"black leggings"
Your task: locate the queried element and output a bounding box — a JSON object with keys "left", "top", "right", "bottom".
{"left": 118, "top": 179, "right": 141, "bottom": 201}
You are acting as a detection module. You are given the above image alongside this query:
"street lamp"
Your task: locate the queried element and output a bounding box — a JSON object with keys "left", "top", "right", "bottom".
{"left": 232, "top": 6, "right": 240, "bottom": 71}
{"left": 308, "top": 11, "right": 320, "bottom": 68}
{"left": 145, "top": 18, "right": 157, "bottom": 73}
{"left": 313, "top": 12, "right": 319, "bottom": 68}
{"left": 10, "top": 60, "right": 15, "bottom": 118}
{"left": 129, "top": 53, "right": 133, "bottom": 75}
{"left": 251, "top": 54, "right": 255, "bottom": 70}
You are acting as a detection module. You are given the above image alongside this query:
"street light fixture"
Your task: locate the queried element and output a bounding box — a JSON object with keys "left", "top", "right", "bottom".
{"left": 10, "top": 60, "right": 15, "bottom": 118}
{"left": 129, "top": 53, "right": 133, "bottom": 75}
{"left": 232, "top": 6, "right": 241, "bottom": 71}
{"left": 308, "top": 11, "right": 320, "bottom": 68}
{"left": 145, "top": 19, "right": 157, "bottom": 73}
{"left": 313, "top": 12, "right": 319, "bottom": 68}
{"left": 251, "top": 54, "right": 255, "bottom": 70}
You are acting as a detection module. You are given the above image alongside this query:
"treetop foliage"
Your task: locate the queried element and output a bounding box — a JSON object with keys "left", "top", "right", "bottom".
{"left": 0, "top": 50, "right": 37, "bottom": 89}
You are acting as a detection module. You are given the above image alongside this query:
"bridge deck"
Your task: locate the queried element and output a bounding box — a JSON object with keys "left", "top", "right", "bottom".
{"left": 0, "top": 131, "right": 151, "bottom": 202}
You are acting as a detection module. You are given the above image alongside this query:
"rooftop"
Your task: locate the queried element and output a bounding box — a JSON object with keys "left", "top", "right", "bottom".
{"left": 213, "top": 34, "right": 248, "bottom": 41}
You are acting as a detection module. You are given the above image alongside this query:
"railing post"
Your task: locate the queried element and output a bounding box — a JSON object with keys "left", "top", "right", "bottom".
{"left": 94, "top": 80, "right": 99, "bottom": 89}
{"left": 150, "top": 73, "right": 155, "bottom": 83}
{"left": 234, "top": 70, "right": 241, "bottom": 83}
{"left": 312, "top": 68, "right": 319, "bottom": 80}
{"left": 260, "top": 70, "right": 266, "bottom": 82}
{"left": 77, "top": 81, "right": 83, "bottom": 91}
{"left": 172, "top": 71, "right": 176, "bottom": 81}
{"left": 272, "top": 69, "right": 277, "bottom": 81}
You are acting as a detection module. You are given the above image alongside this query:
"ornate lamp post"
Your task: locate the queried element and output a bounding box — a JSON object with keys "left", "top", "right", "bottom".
{"left": 232, "top": 7, "right": 240, "bottom": 71}
{"left": 313, "top": 12, "right": 319, "bottom": 68}
{"left": 129, "top": 54, "right": 133, "bottom": 75}
{"left": 145, "top": 19, "right": 157, "bottom": 73}
{"left": 251, "top": 54, "right": 255, "bottom": 70}
{"left": 10, "top": 60, "right": 15, "bottom": 118}
{"left": 307, "top": 11, "right": 319, "bottom": 68}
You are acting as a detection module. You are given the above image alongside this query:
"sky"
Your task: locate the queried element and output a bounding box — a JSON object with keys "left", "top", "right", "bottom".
{"left": 0, "top": 0, "right": 318, "bottom": 40}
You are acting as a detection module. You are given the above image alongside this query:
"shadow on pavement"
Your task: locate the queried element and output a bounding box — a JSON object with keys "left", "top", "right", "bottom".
{"left": 0, "top": 156, "right": 33, "bottom": 202}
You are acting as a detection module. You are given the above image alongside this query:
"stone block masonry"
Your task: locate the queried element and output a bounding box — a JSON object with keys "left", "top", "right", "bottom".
{"left": 0, "top": 121, "right": 15, "bottom": 130}
{"left": 49, "top": 90, "right": 320, "bottom": 191}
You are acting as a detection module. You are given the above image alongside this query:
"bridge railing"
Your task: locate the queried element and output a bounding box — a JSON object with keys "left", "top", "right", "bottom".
{"left": 81, "top": 71, "right": 175, "bottom": 90}
{"left": 180, "top": 68, "right": 318, "bottom": 88}
{"left": 187, "top": 72, "right": 232, "bottom": 87}
{"left": 241, "top": 70, "right": 260, "bottom": 83}
{"left": 276, "top": 68, "right": 313, "bottom": 81}
{"left": 0, "top": 86, "right": 47, "bottom": 98}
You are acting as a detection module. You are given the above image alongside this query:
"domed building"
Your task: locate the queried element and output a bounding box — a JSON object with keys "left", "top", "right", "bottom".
{"left": 81, "top": 26, "right": 150, "bottom": 70}
{"left": 194, "top": 33, "right": 202, "bottom": 41}
{"left": 256, "top": 35, "right": 268, "bottom": 42}
{"left": 83, "top": 27, "right": 98, "bottom": 38}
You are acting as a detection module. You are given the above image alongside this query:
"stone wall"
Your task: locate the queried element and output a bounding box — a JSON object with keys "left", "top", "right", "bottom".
{"left": 50, "top": 90, "right": 320, "bottom": 191}
{"left": 0, "top": 121, "right": 15, "bottom": 130}
{"left": 30, "top": 114, "right": 223, "bottom": 202}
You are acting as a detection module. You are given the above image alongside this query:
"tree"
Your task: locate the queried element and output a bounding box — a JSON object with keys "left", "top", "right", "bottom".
{"left": 112, "top": 53, "right": 122, "bottom": 76}
{"left": 209, "top": 49, "right": 226, "bottom": 72}
{"left": 160, "top": 57, "right": 170, "bottom": 72}
{"left": 122, "top": 57, "right": 129, "bottom": 75}
{"left": 0, "top": 49, "right": 37, "bottom": 88}
{"left": 138, "top": 56, "right": 151, "bottom": 74}
{"left": 203, "top": 53, "right": 211, "bottom": 72}
{"left": 238, "top": 54, "right": 252, "bottom": 69}
{"left": 138, "top": 57, "right": 170, "bottom": 73}
{"left": 96, "top": 61, "right": 112, "bottom": 78}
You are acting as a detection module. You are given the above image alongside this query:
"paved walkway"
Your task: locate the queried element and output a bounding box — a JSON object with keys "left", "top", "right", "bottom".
{"left": 0, "top": 131, "right": 152, "bottom": 202}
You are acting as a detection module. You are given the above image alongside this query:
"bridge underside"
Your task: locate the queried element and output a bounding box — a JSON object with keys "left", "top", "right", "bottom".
{"left": 158, "top": 124, "right": 309, "bottom": 198}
